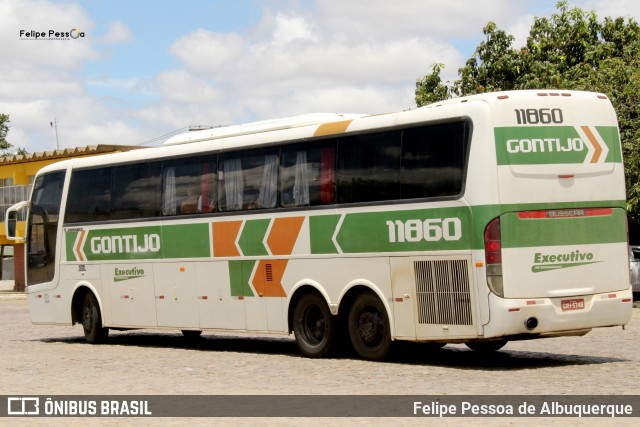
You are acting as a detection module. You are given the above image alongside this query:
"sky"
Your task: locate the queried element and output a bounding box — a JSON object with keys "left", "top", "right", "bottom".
{"left": 3, "top": 0, "right": 640, "bottom": 153}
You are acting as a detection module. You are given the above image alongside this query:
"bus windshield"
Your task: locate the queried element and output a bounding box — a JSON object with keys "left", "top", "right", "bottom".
{"left": 27, "top": 171, "right": 65, "bottom": 286}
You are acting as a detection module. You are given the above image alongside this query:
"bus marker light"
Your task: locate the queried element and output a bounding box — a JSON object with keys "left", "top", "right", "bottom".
{"left": 518, "top": 208, "right": 612, "bottom": 219}
{"left": 608, "top": 293, "right": 616, "bottom": 299}
{"left": 180, "top": 267, "right": 185, "bottom": 272}
{"left": 622, "top": 298, "right": 631, "bottom": 303}
{"left": 526, "top": 300, "right": 536, "bottom": 305}
{"left": 508, "top": 308, "right": 520, "bottom": 312}
{"left": 395, "top": 298, "right": 403, "bottom": 302}
{"left": 476, "top": 261, "right": 484, "bottom": 268}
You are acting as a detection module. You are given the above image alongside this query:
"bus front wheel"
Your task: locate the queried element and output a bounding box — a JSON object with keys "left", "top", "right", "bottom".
{"left": 81, "top": 292, "right": 109, "bottom": 344}
{"left": 348, "top": 291, "right": 391, "bottom": 361}
{"left": 293, "top": 292, "right": 335, "bottom": 358}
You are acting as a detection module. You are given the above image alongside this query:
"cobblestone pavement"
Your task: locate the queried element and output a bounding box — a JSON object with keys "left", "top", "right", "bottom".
{"left": 0, "top": 290, "right": 638, "bottom": 426}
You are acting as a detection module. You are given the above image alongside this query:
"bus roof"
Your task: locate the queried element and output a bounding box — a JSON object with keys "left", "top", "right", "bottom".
{"left": 35, "top": 89, "right": 613, "bottom": 174}
{"left": 163, "top": 113, "right": 367, "bottom": 146}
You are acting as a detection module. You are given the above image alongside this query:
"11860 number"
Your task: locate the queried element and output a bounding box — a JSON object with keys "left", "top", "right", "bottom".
{"left": 386, "top": 218, "right": 462, "bottom": 243}
{"left": 514, "top": 108, "right": 563, "bottom": 125}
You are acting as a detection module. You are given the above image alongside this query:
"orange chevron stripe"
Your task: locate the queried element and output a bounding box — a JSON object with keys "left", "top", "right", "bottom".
{"left": 75, "top": 229, "right": 86, "bottom": 262}
{"left": 252, "top": 260, "right": 287, "bottom": 297}
{"left": 212, "top": 220, "right": 242, "bottom": 257}
{"left": 267, "top": 216, "right": 305, "bottom": 255}
{"left": 581, "top": 126, "right": 602, "bottom": 163}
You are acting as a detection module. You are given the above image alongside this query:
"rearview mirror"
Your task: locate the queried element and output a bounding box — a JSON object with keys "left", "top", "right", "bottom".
{"left": 5, "top": 201, "right": 28, "bottom": 241}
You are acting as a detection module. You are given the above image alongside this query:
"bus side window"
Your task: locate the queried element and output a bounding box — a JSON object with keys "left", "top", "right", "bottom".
{"left": 336, "top": 131, "right": 400, "bottom": 204}
{"left": 401, "top": 121, "right": 469, "bottom": 199}
{"left": 162, "top": 156, "right": 217, "bottom": 216}
{"left": 65, "top": 168, "right": 112, "bottom": 223}
{"left": 218, "top": 148, "right": 278, "bottom": 212}
{"left": 280, "top": 142, "right": 335, "bottom": 207}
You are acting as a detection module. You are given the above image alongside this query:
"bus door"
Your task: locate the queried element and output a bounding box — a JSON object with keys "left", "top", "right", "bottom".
{"left": 26, "top": 171, "right": 66, "bottom": 288}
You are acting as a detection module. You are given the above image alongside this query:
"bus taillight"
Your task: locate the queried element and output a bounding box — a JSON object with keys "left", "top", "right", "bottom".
{"left": 484, "top": 218, "right": 504, "bottom": 297}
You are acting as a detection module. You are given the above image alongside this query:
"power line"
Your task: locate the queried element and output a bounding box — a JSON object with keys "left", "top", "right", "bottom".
{"left": 136, "top": 127, "right": 190, "bottom": 146}
{"left": 135, "top": 125, "right": 221, "bottom": 146}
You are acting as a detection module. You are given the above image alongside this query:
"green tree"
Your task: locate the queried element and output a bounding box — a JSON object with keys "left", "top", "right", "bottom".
{"left": 415, "top": 63, "right": 451, "bottom": 105}
{"left": 415, "top": 0, "right": 640, "bottom": 224}
{"left": 0, "top": 114, "right": 28, "bottom": 156}
{"left": 0, "top": 113, "right": 10, "bottom": 154}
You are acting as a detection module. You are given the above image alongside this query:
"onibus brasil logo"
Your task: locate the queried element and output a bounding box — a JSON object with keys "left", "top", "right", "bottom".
{"left": 531, "top": 249, "right": 599, "bottom": 273}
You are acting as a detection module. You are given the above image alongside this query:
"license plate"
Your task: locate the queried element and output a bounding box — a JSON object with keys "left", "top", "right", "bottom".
{"left": 561, "top": 298, "right": 585, "bottom": 311}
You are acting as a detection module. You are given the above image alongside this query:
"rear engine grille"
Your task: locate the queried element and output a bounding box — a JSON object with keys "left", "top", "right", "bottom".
{"left": 414, "top": 259, "right": 472, "bottom": 325}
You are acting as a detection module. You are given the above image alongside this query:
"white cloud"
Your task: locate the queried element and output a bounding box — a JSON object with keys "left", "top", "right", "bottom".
{"left": 0, "top": 0, "right": 97, "bottom": 70}
{"left": 6, "top": 0, "right": 640, "bottom": 154}
{"left": 169, "top": 29, "right": 244, "bottom": 75}
{"left": 97, "top": 21, "right": 133, "bottom": 44}
{"left": 312, "top": 0, "right": 521, "bottom": 41}
{"left": 162, "top": 5, "right": 468, "bottom": 128}
{"left": 271, "top": 12, "right": 315, "bottom": 45}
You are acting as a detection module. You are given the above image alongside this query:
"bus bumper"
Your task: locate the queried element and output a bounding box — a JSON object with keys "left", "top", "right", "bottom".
{"left": 482, "top": 288, "right": 633, "bottom": 338}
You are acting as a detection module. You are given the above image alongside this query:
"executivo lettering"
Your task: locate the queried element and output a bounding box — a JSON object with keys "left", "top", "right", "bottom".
{"left": 531, "top": 249, "right": 599, "bottom": 273}
{"left": 114, "top": 267, "right": 145, "bottom": 282}
{"left": 90, "top": 234, "right": 161, "bottom": 255}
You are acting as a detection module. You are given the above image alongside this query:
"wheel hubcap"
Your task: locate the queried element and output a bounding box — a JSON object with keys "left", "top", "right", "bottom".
{"left": 358, "top": 309, "right": 383, "bottom": 345}
{"left": 82, "top": 303, "right": 92, "bottom": 331}
{"left": 302, "top": 306, "right": 325, "bottom": 344}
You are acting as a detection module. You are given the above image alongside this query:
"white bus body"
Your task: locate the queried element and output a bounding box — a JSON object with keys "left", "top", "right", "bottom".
{"left": 8, "top": 90, "right": 632, "bottom": 360}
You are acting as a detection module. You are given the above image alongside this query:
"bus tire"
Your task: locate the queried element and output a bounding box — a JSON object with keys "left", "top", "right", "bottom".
{"left": 81, "top": 292, "right": 109, "bottom": 344}
{"left": 348, "top": 291, "right": 391, "bottom": 361}
{"left": 465, "top": 340, "right": 507, "bottom": 352}
{"left": 293, "top": 292, "right": 335, "bottom": 358}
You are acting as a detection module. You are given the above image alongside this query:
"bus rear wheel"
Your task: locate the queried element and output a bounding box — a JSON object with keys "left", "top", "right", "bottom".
{"left": 465, "top": 340, "right": 507, "bottom": 352}
{"left": 293, "top": 292, "right": 335, "bottom": 358}
{"left": 81, "top": 292, "right": 109, "bottom": 344}
{"left": 348, "top": 291, "right": 391, "bottom": 361}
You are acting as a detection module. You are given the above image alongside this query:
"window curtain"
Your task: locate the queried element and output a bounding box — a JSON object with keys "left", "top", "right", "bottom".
{"left": 293, "top": 151, "right": 310, "bottom": 206}
{"left": 222, "top": 158, "right": 243, "bottom": 211}
{"left": 162, "top": 166, "right": 176, "bottom": 215}
{"left": 258, "top": 154, "right": 278, "bottom": 208}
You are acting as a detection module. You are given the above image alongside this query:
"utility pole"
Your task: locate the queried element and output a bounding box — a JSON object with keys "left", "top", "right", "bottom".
{"left": 50, "top": 116, "right": 60, "bottom": 149}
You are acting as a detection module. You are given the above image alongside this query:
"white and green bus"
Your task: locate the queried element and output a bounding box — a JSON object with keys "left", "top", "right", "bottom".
{"left": 6, "top": 90, "right": 633, "bottom": 360}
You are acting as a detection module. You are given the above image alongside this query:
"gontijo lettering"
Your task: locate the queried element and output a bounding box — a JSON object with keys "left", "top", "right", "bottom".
{"left": 506, "top": 137, "right": 584, "bottom": 153}
{"left": 90, "top": 234, "right": 160, "bottom": 254}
